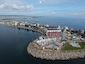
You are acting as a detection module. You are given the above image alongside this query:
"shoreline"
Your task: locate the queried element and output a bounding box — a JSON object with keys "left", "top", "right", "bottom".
{"left": 27, "top": 40, "right": 85, "bottom": 60}
{"left": 1, "top": 23, "right": 85, "bottom": 60}
{"left": 4, "top": 24, "right": 45, "bottom": 35}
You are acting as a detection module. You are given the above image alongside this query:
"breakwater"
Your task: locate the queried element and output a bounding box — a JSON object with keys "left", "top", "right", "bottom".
{"left": 27, "top": 41, "right": 85, "bottom": 60}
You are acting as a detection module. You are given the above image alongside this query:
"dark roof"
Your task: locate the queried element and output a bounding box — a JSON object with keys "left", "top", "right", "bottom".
{"left": 45, "top": 26, "right": 56, "bottom": 28}
{"left": 45, "top": 26, "right": 59, "bottom": 30}
{"left": 47, "top": 28, "right": 58, "bottom": 30}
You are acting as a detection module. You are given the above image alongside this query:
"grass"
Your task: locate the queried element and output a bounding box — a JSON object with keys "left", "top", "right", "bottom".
{"left": 39, "top": 29, "right": 46, "bottom": 36}
{"left": 62, "top": 42, "right": 85, "bottom": 51}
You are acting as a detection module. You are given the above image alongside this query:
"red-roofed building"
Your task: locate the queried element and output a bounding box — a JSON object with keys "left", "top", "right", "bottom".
{"left": 44, "top": 26, "right": 61, "bottom": 37}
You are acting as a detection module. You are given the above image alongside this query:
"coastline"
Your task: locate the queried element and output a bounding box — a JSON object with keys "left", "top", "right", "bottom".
{"left": 27, "top": 40, "right": 85, "bottom": 60}
{"left": 4, "top": 24, "right": 46, "bottom": 36}
{"left": 25, "top": 25, "right": 85, "bottom": 60}
{"left": 1, "top": 22, "right": 85, "bottom": 60}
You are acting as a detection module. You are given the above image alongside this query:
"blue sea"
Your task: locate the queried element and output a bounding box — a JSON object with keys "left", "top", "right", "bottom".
{"left": 27, "top": 16, "right": 85, "bottom": 30}
{"left": 0, "top": 16, "right": 85, "bottom": 64}
{"left": 1, "top": 16, "right": 85, "bottom": 30}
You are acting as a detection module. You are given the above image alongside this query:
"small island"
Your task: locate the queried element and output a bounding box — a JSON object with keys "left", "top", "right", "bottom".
{"left": 0, "top": 20, "right": 85, "bottom": 60}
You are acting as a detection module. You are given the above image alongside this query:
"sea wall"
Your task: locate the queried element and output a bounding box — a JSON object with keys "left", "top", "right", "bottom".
{"left": 27, "top": 41, "right": 85, "bottom": 60}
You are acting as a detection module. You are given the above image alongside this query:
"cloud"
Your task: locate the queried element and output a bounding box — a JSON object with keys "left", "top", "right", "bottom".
{"left": 0, "top": 4, "right": 34, "bottom": 11}
{"left": 0, "top": 0, "right": 34, "bottom": 11}
{"left": 51, "top": 12, "right": 56, "bottom": 14}
{"left": 38, "top": 0, "right": 85, "bottom": 6}
{"left": 0, "top": 0, "right": 23, "bottom": 5}
{"left": 39, "top": 1, "right": 42, "bottom": 4}
{"left": 10, "top": 12, "right": 17, "bottom": 14}
{"left": 47, "top": 11, "right": 56, "bottom": 15}
{"left": 38, "top": 0, "right": 73, "bottom": 5}
{"left": 37, "top": 10, "right": 85, "bottom": 18}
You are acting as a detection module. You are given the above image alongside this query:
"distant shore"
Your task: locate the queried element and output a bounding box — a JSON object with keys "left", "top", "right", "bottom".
{"left": 27, "top": 40, "right": 85, "bottom": 60}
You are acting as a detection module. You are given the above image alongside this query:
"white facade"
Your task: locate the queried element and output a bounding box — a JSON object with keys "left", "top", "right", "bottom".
{"left": 14, "top": 22, "right": 19, "bottom": 26}
{"left": 36, "top": 37, "right": 57, "bottom": 46}
{"left": 20, "top": 23, "right": 25, "bottom": 26}
{"left": 47, "top": 30, "right": 61, "bottom": 32}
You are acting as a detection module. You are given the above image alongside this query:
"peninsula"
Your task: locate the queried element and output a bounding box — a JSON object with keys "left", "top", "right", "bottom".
{"left": 0, "top": 20, "right": 85, "bottom": 60}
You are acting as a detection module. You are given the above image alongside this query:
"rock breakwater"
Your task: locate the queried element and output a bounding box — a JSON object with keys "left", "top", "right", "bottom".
{"left": 27, "top": 41, "right": 85, "bottom": 60}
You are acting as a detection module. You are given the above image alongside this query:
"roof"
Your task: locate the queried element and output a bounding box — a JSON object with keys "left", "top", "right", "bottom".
{"left": 45, "top": 26, "right": 58, "bottom": 30}
{"left": 47, "top": 28, "right": 58, "bottom": 30}
{"left": 45, "top": 26, "right": 56, "bottom": 28}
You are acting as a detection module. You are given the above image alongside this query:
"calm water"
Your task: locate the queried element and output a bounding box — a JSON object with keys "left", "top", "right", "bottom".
{"left": 27, "top": 17, "right": 85, "bottom": 30}
{"left": 0, "top": 16, "right": 85, "bottom": 64}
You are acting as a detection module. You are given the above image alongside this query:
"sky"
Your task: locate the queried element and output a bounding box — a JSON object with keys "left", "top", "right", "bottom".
{"left": 0, "top": 0, "right": 85, "bottom": 18}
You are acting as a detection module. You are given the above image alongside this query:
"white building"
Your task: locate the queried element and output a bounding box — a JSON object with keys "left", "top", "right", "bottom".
{"left": 20, "top": 22, "right": 25, "bottom": 26}
{"left": 14, "top": 21, "right": 19, "bottom": 26}
{"left": 36, "top": 37, "right": 57, "bottom": 46}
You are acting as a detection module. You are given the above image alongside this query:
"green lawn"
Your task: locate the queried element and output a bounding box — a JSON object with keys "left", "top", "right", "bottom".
{"left": 62, "top": 42, "right": 85, "bottom": 51}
